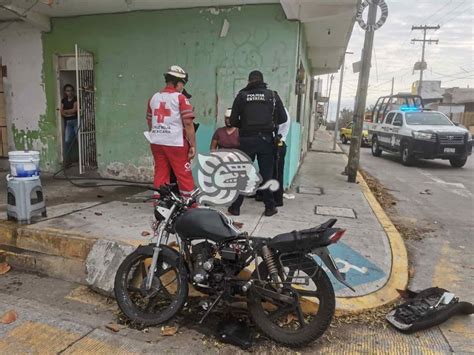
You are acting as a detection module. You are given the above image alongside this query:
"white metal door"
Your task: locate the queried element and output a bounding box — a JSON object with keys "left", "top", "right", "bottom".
{"left": 75, "top": 44, "right": 97, "bottom": 174}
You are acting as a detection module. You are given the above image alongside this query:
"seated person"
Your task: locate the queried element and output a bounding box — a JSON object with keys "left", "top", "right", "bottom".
{"left": 210, "top": 109, "right": 239, "bottom": 151}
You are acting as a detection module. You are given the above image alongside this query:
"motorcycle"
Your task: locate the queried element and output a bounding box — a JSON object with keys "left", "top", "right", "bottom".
{"left": 114, "top": 184, "right": 354, "bottom": 347}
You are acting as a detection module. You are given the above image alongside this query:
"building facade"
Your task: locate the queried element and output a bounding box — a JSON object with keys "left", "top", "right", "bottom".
{"left": 0, "top": 1, "right": 357, "bottom": 187}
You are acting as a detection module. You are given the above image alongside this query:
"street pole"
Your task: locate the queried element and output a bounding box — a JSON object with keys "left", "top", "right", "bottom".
{"left": 333, "top": 55, "right": 347, "bottom": 150}
{"left": 411, "top": 25, "right": 440, "bottom": 96}
{"left": 391, "top": 76, "right": 394, "bottom": 95}
{"left": 324, "top": 74, "right": 334, "bottom": 124}
{"left": 419, "top": 28, "right": 426, "bottom": 96}
{"left": 347, "top": 1, "right": 377, "bottom": 183}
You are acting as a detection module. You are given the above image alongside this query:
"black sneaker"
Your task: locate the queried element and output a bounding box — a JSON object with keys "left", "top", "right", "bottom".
{"left": 227, "top": 206, "right": 240, "bottom": 216}
{"left": 264, "top": 208, "right": 278, "bottom": 217}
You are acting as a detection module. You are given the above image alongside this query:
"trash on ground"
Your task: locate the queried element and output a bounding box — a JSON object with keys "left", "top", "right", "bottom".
{"left": 160, "top": 325, "right": 178, "bottom": 336}
{"left": 105, "top": 323, "right": 123, "bottom": 332}
{"left": 386, "top": 287, "right": 474, "bottom": 333}
{"left": 94, "top": 212, "right": 103, "bottom": 216}
{"left": 0, "top": 262, "right": 11, "bottom": 275}
{"left": 141, "top": 231, "right": 151, "bottom": 237}
{"left": 0, "top": 310, "right": 18, "bottom": 324}
{"left": 283, "top": 193, "right": 295, "bottom": 200}
{"left": 419, "top": 189, "right": 432, "bottom": 195}
{"left": 217, "top": 319, "right": 253, "bottom": 350}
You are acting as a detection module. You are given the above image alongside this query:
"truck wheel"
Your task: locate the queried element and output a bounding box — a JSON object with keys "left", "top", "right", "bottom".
{"left": 400, "top": 142, "right": 415, "bottom": 166}
{"left": 449, "top": 157, "right": 467, "bottom": 168}
{"left": 371, "top": 137, "right": 382, "bottom": 157}
{"left": 341, "top": 135, "right": 348, "bottom": 144}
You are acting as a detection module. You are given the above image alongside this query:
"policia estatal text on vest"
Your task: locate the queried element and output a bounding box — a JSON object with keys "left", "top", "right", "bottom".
{"left": 228, "top": 70, "right": 288, "bottom": 217}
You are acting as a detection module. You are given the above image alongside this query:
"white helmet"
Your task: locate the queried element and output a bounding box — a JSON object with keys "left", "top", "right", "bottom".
{"left": 165, "top": 65, "right": 187, "bottom": 80}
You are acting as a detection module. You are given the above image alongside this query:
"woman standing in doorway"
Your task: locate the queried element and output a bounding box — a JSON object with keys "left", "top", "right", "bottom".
{"left": 60, "top": 84, "right": 78, "bottom": 165}
{"left": 210, "top": 109, "right": 239, "bottom": 151}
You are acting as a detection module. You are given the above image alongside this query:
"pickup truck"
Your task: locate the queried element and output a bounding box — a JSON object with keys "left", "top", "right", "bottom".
{"left": 368, "top": 109, "right": 472, "bottom": 167}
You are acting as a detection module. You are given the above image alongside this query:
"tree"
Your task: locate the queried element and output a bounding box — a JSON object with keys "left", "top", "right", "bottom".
{"left": 338, "top": 108, "right": 353, "bottom": 128}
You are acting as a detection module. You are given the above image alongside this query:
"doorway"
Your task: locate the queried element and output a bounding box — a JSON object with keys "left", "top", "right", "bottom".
{"left": 58, "top": 68, "right": 79, "bottom": 165}
{"left": 54, "top": 45, "right": 97, "bottom": 174}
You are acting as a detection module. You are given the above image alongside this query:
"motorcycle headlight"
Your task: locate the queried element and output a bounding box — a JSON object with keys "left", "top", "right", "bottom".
{"left": 413, "top": 131, "right": 433, "bottom": 140}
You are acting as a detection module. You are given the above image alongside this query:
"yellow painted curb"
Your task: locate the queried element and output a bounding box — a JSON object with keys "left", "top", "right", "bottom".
{"left": 334, "top": 152, "right": 409, "bottom": 314}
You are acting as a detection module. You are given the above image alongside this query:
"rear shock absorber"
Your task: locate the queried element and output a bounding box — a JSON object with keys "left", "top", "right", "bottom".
{"left": 261, "top": 246, "right": 281, "bottom": 286}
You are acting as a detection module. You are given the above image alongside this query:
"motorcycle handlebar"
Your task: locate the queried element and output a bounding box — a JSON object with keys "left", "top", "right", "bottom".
{"left": 150, "top": 184, "right": 201, "bottom": 207}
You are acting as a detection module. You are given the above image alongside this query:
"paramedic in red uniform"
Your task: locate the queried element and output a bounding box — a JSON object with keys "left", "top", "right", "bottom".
{"left": 146, "top": 65, "right": 196, "bottom": 199}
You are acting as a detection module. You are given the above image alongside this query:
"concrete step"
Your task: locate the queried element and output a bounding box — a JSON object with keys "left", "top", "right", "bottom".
{"left": 0, "top": 221, "right": 96, "bottom": 284}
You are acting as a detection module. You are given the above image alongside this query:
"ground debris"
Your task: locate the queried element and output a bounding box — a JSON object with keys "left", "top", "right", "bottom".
{"left": 0, "top": 262, "right": 11, "bottom": 275}
{"left": 94, "top": 212, "right": 103, "bottom": 216}
{"left": 141, "top": 231, "right": 151, "bottom": 237}
{"left": 360, "top": 169, "right": 397, "bottom": 210}
{"left": 106, "top": 323, "right": 124, "bottom": 332}
{"left": 0, "top": 310, "right": 18, "bottom": 324}
{"left": 393, "top": 222, "right": 435, "bottom": 242}
{"left": 160, "top": 325, "right": 178, "bottom": 336}
{"left": 360, "top": 170, "right": 434, "bottom": 241}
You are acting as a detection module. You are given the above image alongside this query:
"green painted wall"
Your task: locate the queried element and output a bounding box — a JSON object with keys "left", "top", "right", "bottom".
{"left": 41, "top": 5, "right": 307, "bottom": 186}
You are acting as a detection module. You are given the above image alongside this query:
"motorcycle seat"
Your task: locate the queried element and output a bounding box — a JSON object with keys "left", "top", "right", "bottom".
{"left": 268, "top": 219, "right": 338, "bottom": 253}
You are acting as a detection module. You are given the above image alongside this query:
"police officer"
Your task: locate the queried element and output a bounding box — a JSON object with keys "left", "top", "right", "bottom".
{"left": 228, "top": 70, "right": 287, "bottom": 217}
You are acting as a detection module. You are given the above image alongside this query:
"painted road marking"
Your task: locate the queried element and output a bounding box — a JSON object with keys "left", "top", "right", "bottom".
{"left": 315, "top": 242, "right": 386, "bottom": 291}
{"left": 335, "top": 258, "right": 368, "bottom": 274}
{"left": 418, "top": 170, "right": 473, "bottom": 198}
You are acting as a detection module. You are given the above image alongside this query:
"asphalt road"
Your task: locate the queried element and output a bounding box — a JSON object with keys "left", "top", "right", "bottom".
{"left": 341, "top": 142, "right": 474, "bottom": 353}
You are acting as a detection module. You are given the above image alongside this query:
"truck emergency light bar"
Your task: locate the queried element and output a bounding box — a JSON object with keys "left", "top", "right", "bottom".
{"left": 399, "top": 105, "right": 420, "bottom": 112}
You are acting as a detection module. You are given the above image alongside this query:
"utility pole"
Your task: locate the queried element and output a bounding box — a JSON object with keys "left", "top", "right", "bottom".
{"left": 347, "top": 1, "right": 378, "bottom": 183}
{"left": 324, "top": 74, "right": 334, "bottom": 124}
{"left": 411, "top": 25, "right": 440, "bottom": 96}
{"left": 333, "top": 52, "right": 353, "bottom": 150}
{"left": 390, "top": 76, "right": 394, "bottom": 95}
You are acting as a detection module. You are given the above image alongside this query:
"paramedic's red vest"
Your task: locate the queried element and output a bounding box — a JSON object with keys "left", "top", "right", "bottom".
{"left": 148, "top": 90, "right": 192, "bottom": 147}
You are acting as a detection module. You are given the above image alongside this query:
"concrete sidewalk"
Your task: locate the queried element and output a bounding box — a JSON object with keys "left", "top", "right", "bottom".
{"left": 0, "top": 129, "right": 408, "bottom": 313}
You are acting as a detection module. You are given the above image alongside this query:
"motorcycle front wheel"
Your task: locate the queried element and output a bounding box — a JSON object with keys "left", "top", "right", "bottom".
{"left": 114, "top": 248, "right": 188, "bottom": 327}
{"left": 247, "top": 253, "right": 335, "bottom": 347}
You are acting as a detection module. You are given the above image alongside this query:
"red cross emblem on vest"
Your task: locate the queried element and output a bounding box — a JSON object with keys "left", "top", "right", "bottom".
{"left": 154, "top": 102, "right": 171, "bottom": 124}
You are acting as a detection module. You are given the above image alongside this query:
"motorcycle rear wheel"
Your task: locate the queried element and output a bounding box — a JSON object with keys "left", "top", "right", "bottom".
{"left": 247, "top": 254, "right": 335, "bottom": 347}
{"left": 114, "top": 249, "right": 188, "bottom": 327}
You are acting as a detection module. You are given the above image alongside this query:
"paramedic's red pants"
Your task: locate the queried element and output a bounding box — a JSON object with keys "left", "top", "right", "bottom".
{"left": 150, "top": 142, "right": 194, "bottom": 197}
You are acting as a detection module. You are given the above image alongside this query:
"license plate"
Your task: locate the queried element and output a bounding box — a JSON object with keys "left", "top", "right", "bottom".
{"left": 444, "top": 148, "right": 456, "bottom": 153}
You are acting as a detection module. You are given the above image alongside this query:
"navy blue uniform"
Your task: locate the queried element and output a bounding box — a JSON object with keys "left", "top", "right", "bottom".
{"left": 229, "top": 81, "right": 287, "bottom": 212}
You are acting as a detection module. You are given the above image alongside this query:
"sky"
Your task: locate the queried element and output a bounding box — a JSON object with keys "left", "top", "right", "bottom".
{"left": 321, "top": 0, "right": 474, "bottom": 121}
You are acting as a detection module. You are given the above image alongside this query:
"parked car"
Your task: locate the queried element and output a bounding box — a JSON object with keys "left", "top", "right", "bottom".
{"left": 340, "top": 122, "right": 370, "bottom": 146}
{"left": 368, "top": 108, "right": 473, "bottom": 167}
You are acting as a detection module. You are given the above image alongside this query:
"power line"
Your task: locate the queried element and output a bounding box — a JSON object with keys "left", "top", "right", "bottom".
{"left": 431, "top": 0, "right": 466, "bottom": 24}
{"left": 440, "top": 3, "right": 472, "bottom": 26}
{"left": 430, "top": 69, "right": 474, "bottom": 78}
{"left": 442, "top": 75, "right": 474, "bottom": 84}
{"left": 423, "top": 0, "right": 452, "bottom": 22}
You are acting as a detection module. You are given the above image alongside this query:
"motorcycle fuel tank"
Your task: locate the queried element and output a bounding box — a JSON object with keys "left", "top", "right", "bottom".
{"left": 175, "top": 208, "right": 239, "bottom": 242}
